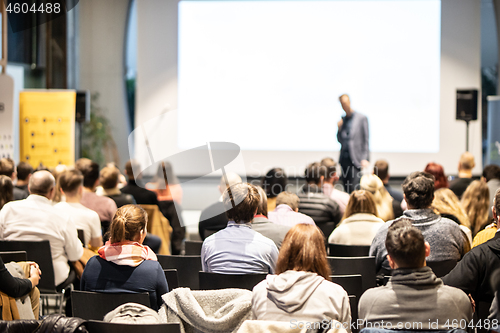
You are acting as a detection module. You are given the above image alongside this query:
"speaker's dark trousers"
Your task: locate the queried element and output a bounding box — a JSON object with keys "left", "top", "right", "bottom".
{"left": 339, "top": 151, "right": 361, "bottom": 194}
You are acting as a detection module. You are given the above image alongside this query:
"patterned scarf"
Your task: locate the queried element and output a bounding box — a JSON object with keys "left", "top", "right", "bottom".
{"left": 98, "top": 241, "right": 157, "bottom": 267}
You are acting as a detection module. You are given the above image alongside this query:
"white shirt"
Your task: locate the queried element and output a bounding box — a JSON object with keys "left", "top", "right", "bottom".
{"left": 0, "top": 195, "right": 84, "bottom": 286}
{"left": 55, "top": 202, "right": 101, "bottom": 247}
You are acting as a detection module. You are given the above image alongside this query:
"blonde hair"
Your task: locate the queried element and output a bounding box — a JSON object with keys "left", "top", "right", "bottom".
{"left": 110, "top": 205, "right": 148, "bottom": 243}
{"left": 360, "top": 174, "right": 394, "bottom": 221}
{"left": 431, "top": 188, "right": 470, "bottom": 229}
{"left": 461, "top": 180, "right": 490, "bottom": 237}
{"left": 344, "top": 190, "right": 378, "bottom": 219}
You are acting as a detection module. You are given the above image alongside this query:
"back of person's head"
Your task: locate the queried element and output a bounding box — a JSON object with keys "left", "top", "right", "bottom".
{"left": 75, "top": 158, "right": 100, "bottom": 188}
{"left": 223, "top": 183, "right": 259, "bottom": 224}
{"left": 219, "top": 172, "right": 242, "bottom": 192}
{"left": 320, "top": 158, "right": 337, "bottom": 181}
{"left": 424, "top": 162, "right": 448, "bottom": 190}
{"left": 58, "top": 169, "right": 84, "bottom": 196}
{"left": 125, "top": 160, "right": 141, "bottom": 180}
{"left": 461, "top": 180, "right": 490, "bottom": 236}
{"left": 304, "top": 162, "right": 322, "bottom": 185}
{"left": 0, "top": 175, "right": 14, "bottom": 210}
{"left": 344, "top": 190, "right": 378, "bottom": 219}
{"left": 154, "top": 161, "right": 179, "bottom": 186}
{"left": 402, "top": 172, "right": 435, "bottom": 209}
{"left": 100, "top": 166, "right": 120, "bottom": 190}
{"left": 373, "top": 160, "right": 389, "bottom": 181}
{"left": 385, "top": 218, "right": 426, "bottom": 269}
{"left": 109, "top": 204, "right": 148, "bottom": 243}
{"left": 0, "top": 158, "right": 15, "bottom": 177}
{"left": 483, "top": 165, "right": 500, "bottom": 182}
{"left": 431, "top": 188, "right": 470, "bottom": 228}
{"left": 16, "top": 162, "right": 33, "bottom": 181}
{"left": 255, "top": 186, "right": 268, "bottom": 217}
{"left": 29, "top": 170, "right": 56, "bottom": 196}
{"left": 261, "top": 168, "right": 288, "bottom": 198}
{"left": 360, "top": 174, "right": 394, "bottom": 221}
{"left": 277, "top": 224, "right": 330, "bottom": 280}
{"left": 275, "top": 191, "right": 300, "bottom": 211}
{"left": 459, "top": 152, "right": 475, "bottom": 171}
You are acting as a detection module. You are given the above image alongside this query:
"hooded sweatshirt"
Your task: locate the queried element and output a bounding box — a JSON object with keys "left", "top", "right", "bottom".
{"left": 252, "top": 270, "right": 351, "bottom": 329}
{"left": 359, "top": 266, "right": 472, "bottom": 330}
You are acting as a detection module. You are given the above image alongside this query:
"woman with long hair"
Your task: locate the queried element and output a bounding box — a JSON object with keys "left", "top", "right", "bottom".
{"left": 461, "top": 180, "right": 491, "bottom": 237}
{"left": 360, "top": 174, "right": 395, "bottom": 221}
{"left": 328, "top": 190, "right": 385, "bottom": 245}
{"left": 81, "top": 205, "right": 169, "bottom": 310}
{"left": 252, "top": 224, "right": 351, "bottom": 324}
{"left": 424, "top": 162, "right": 448, "bottom": 190}
{"left": 0, "top": 175, "right": 14, "bottom": 210}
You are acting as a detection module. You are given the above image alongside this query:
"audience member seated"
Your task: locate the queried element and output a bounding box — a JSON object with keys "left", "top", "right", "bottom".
{"left": 0, "top": 170, "right": 83, "bottom": 287}
{"left": 449, "top": 152, "right": 475, "bottom": 199}
{"left": 321, "top": 157, "right": 350, "bottom": 215}
{"left": 472, "top": 223, "right": 498, "bottom": 247}
{"left": 51, "top": 164, "right": 69, "bottom": 203}
{"left": 99, "top": 165, "right": 136, "bottom": 208}
{"left": 483, "top": 165, "right": 500, "bottom": 218}
{"left": 81, "top": 204, "right": 168, "bottom": 310}
{"left": 55, "top": 170, "right": 103, "bottom": 249}
{"left": 431, "top": 188, "right": 472, "bottom": 247}
{"left": 442, "top": 189, "right": 500, "bottom": 306}
{"left": 370, "top": 171, "right": 467, "bottom": 276}
{"left": 328, "top": 190, "right": 384, "bottom": 246}
{"left": 76, "top": 158, "right": 118, "bottom": 232}
{"left": 14, "top": 162, "right": 33, "bottom": 200}
{"left": 145, "top": 162, "right": 185, "bottom": 255}
{"left": 461, "top": 180, "right": 491, "bottom": 238}
{"left": 0, "top": 175, "right": 14, "bottom": 210}
{"left": 359, "top": 219, "right": 472, "bottom": 329}
{"left": 424, "top": 162, "right": 449, "bottom": 191}
{"left": 267, "top": 192, "right": 315, "bottom": 227}
{"left": 373, "top": 159, "right": 403, "bottom": 202}
{"left": 0, "top": 158, "right": 27, "bottom": 201}
{"left": 261, "top": 168, "right": 288, "bottom": 212}
{"left": 298, "top": 162, "right": 342, "bottom": 237}
{"left": 0, "top": 256, "right": 41, "bottom": 320}
{"left": 201, "top": 183, "right": 279, "bottom": 274}
{"left": 121, "top": 160, "right": 159, "bottom": 205}
{"left": 252, "top": 224, "right": 351, "bottom": 327}
{"left": 199, "top": 172, "right": 242, "bottom": 240}
{"left": 360, "top": 174, "right": 400, "bottom": 221}
{"left": 251, "top": 186, "right": 291, "bottom": 249}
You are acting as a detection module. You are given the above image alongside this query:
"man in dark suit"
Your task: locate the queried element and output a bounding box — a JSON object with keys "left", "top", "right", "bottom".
{"left": 337, "top": 94, "right": 370, "bottom": 193}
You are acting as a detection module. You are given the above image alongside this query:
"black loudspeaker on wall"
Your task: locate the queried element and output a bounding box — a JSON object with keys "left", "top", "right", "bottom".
{"left": 75, "top": 90, "right": 90, "bottom": 123}
{"left": 456, "top": 89, "right": 478, "bottom": 121}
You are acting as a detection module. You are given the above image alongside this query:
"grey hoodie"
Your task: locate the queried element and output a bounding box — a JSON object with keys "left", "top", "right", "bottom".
{"left": 252, "top": 270, "right": 351, "bottom": 329}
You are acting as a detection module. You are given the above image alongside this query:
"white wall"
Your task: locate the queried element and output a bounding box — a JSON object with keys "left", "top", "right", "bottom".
{"left": 78, "top": 0, "right": 131, "bottom": 167}
{"left": 136, "top": 0, "right": 481, "bottom": 177}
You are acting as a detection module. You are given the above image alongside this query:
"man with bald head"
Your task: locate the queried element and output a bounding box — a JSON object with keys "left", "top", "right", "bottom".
{"left": 198, "top": 172, "right": 242, "bottom": 240}
{"left": 0, "top": 170, "right": 83, "bottom": 287}
{"left": 449, "top": 152, "right": 476, "bottom": 199}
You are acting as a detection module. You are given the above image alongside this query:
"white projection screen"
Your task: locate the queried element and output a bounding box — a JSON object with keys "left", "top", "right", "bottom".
{"left": 136, "top": 0, "right": 482, "bottom": 177}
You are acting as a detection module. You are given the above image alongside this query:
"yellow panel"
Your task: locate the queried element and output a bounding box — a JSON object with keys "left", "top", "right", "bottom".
{"left": 19, "top": 91, "right": 76, "bottom": 169}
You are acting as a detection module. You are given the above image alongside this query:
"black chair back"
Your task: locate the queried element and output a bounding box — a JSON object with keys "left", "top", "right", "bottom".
{"left": 327, "top": 256, "right": 376, "bottom": 293}
{"left": 184, "top": 241, "right": 203, "bottom": 255}
{"left": 77, "top": 229, "right": 85, "bottom": 245}
{"left": 348, "top": 295, "right": 359, "bottom": 333}
{"left": 426, "top": 260, "right": 457, "bottom": 277}
{"left": 0, "top": 251, "right": 28, "bottom": 263}
{"left": 317, "top": 222, "right": 336, "bottom": 242}
{"left": 85, "top": 320, "right": 181, "bottom": 333}
{"left": 164, "top": 269, "right": 179, "bottom": 290}
{"left": 329, "top": 244, "right": 370, "bottom": 257}
{"left": 199, "top": 272, "right": 267, "bottom": 291}
{"left": 330, "top": 274, "right": 363, "bottom": 299}
{"left": 71, "top": 290, "right": 150, "bottom": 320}
{"left": 0, "top": 240, "right": 56, "bottom": 292}
{"left": 157, "top": 255, "right": 202, "bottom": 289}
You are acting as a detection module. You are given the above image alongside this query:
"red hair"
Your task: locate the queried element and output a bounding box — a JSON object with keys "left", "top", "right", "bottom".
{"left": 424, "top": 162, "right": 448, "bottom": 190}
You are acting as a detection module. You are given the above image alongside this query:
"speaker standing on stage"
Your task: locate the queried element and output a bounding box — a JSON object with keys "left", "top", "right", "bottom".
{"left": 337, "top": 94, "right": 370, "bottom": 193}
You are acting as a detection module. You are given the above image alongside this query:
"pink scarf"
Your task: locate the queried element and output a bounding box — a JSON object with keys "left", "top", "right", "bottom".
{"left": 98, "top": 241, "right": 157, "bottom": 267}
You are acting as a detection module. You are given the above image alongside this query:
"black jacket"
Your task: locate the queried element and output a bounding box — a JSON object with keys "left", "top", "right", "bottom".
{"left": 442, "top": 231, "right": 500, "bottom": 303}
{"left": 120, "top": 180, "right": 159, "bottom": 205}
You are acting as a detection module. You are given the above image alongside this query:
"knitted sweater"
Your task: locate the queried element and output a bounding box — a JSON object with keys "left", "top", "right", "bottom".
{"left": 369, "top": 209, "right": 466, "bottom": 275}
